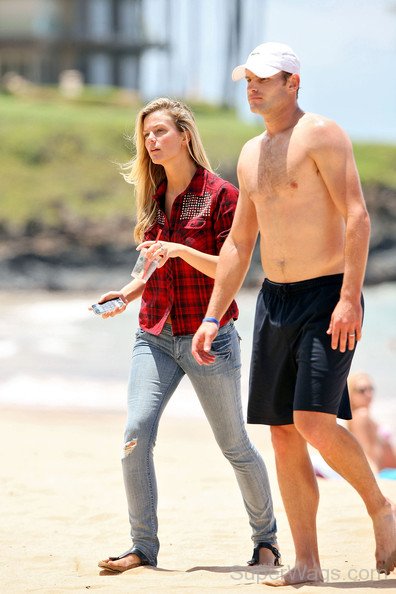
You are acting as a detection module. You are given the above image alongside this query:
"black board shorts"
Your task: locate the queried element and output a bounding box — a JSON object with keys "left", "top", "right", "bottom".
{"left": 248, "top": 274, "right": 363, "bottom": 426}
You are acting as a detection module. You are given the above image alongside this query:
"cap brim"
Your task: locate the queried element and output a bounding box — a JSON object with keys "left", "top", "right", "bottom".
{"left": 232, "top": 63, "right": 281, "bottom": 81}
{"left": 232, "top": 65, "right": 247, "bottom": 81}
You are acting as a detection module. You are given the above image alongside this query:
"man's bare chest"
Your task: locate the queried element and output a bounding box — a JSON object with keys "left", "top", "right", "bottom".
{"left": 246, "top": 140, "right": 317, "bottom": 200}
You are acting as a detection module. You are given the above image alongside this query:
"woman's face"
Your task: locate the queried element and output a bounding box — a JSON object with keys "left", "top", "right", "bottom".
{"left": 143, "top": 110, "right": 187, "bottom": 166}
{"left": 350, "top": 374, "right": 374, "bottom": 410}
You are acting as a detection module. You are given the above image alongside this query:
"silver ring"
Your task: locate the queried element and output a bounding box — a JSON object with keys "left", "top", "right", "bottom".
{"left": 348, "top": 333, "right": 356, "bottom": 337}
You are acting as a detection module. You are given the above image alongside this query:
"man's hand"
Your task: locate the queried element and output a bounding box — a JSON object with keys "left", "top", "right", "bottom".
{"left": 327, "top": 297, "right": 362, "bottom": 352}
{"left": 191, "top": 322, "right": 219, "bottom": 365}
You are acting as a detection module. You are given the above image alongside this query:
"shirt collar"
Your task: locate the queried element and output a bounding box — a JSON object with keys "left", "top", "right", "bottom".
{"left": 151, "top": 166, "right": 207, "bottom": 205}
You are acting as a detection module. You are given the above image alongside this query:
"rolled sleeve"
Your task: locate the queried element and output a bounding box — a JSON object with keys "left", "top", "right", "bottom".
{"left": 214, "top": 183, "right": 239, "bottom": 251}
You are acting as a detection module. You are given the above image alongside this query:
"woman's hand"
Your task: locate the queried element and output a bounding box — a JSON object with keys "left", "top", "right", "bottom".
{"left": 137, "top": 240, "right": 181, "bottom": 269}
{"left": 137, "top": 240, "right": 218, "bottom": 277}
{"left": 89, "top": 291, "right": 127, "bottom": 318}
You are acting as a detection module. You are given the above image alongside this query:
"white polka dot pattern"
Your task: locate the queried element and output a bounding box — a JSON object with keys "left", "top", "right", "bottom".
{"left": 180, "top": 192, "right": 212, "bottom": 220}
{"left": 156, "top": 210, "right": 165, "bottom": 225}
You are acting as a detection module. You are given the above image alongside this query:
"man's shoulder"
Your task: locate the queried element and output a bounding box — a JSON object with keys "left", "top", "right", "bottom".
{"left": 298, "top": 113, "right": 349, "bottom": 145}
{"left": 239, "top": 133, "right": 264, "bottom": 159}
{"left": 300, "top": 112, "right": 333, "bottom": 126}
{"left": 294, "top": 113, "right": 352, "bottom": 158}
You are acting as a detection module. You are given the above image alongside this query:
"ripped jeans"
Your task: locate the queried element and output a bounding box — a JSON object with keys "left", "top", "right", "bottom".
{"left": 121, "top": 322, "right": 277, "bottom": 566}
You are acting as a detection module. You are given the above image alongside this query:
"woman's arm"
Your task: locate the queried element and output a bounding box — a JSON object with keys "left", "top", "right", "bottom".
{"left": 91, "top": 278, "right": 145, "bottom": 318}
{"left": 138, "top": 240, "right": 218, "bottom": 278}
{"left": 138, "top": 183, "right": 238, "bottom": 279}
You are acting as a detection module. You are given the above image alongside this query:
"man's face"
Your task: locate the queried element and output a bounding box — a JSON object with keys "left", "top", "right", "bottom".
{"left": 245, "top": 70, "right": 291, "bottom": 114}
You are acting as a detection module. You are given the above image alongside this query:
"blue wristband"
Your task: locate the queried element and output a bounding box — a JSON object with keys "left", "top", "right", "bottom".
{"left": 202, "top": 316, "right": 220, "bottom": 327}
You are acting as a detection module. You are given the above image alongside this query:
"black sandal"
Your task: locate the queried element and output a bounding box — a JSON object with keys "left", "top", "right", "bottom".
{"left": 247, "top": 542, "right": 281, "bottom": 566}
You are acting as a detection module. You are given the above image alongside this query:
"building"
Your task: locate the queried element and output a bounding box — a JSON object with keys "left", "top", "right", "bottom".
{"left": 0, "top": 0, "right": 168, "bottom": 88}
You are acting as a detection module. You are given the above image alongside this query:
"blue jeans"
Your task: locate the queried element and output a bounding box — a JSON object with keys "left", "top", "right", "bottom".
{"left": 121, "top": 321, "right": 276, "bottom": 566}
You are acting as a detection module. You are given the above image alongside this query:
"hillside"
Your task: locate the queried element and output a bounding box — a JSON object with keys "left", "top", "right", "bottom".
{"left": 0, "top": 91, "right": 395, "bottom": 289}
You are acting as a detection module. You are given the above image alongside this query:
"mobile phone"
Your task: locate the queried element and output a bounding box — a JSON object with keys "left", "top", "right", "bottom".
{"left": 91, "top": 297, "right": 125, "bottom": 315}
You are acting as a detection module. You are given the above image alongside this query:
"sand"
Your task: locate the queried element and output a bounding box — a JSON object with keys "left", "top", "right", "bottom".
{"left": 1, "top": 406, "right": 395, "bottom": 594}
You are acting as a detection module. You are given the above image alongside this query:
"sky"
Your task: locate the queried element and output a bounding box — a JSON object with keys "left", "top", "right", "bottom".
{"left": 141, "top": 0, "right": 396, "bottom": 142}
{"left": 263, "top": 0, "right": 396, "bottom": 142}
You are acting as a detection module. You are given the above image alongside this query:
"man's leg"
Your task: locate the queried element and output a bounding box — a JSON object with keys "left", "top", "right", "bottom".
{"left": 295, "top": 411, "right": 396, "bottom": 575}
{"left": 264, "top": 423, "right": 323, "bottom": 586}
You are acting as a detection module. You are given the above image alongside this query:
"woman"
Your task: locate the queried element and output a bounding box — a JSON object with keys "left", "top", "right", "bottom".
{"left": 95, "top": 98, "right": 280, "bottom": 572}
{"left": 347, "top": 372, "right": 396, "bottom": 472}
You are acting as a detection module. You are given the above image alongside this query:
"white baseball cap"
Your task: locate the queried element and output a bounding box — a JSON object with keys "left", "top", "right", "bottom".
{"left": 232, "top": 42, "right": 300, "bottom": 81}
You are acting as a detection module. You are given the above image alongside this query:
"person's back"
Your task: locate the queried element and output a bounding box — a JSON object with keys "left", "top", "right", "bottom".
{"left": 347, "top": 372, "right": 396, "bottom": 471}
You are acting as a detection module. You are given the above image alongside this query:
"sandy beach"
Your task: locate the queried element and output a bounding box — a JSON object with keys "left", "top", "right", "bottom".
{"left": 1, "top": 406, "right": 395, "bottom": 594}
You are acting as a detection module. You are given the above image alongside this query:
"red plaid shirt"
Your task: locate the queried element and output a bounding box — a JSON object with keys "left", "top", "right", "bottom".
{"left": 139, "top": 167, "right": 239, "bottom": 336}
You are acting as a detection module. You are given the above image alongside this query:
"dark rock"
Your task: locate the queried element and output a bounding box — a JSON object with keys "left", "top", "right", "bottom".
{"left": 0, "top": 183, "right": 395, "bottom": 290}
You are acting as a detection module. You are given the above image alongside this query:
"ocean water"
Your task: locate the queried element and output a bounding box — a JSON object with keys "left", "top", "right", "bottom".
{"left": 0, "top": 285, "right": 395, "bottom": 435}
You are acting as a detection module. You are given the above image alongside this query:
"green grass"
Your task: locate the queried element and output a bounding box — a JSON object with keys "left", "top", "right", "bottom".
{"left": 0, "top": 94, "right": 135, "bottom": 227}
{"left": 353, "top": 143, "right": 396, "bottom": 188}
{"left": 0, "top": 91, "right": 395, "bottom": 233}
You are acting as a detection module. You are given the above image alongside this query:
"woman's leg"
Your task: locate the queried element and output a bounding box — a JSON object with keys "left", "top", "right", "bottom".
{"left": 179, "top": 323, "right": 277, "bottom": 551}
{"left": 118, "top": 328, "right": 184, "bottom": 567}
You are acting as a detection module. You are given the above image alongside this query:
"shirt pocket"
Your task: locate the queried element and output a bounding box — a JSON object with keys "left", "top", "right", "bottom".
{"left": 210, "top": 328, "right": 233, "bottom": 360}
{"left": 184, "top": 218, "right": 207, "bottom": 230}
{"left": 173, "top": 217, "right": 212, "bottom": 251}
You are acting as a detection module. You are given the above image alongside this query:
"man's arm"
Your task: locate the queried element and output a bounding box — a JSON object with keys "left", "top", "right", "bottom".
{"left": 310, "top": 121, "right": 370, "bottom": 352}
{"left": 192, "top": 154, "right": 259, "bottom": 364}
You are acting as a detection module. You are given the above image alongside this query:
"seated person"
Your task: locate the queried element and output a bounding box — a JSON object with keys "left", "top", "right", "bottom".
{"left": 347, "top": 372, "right": 396, "bottom": 472}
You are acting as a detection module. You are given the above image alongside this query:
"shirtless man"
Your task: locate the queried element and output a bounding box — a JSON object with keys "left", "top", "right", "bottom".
{"left": 192, "top": 42, "right": 396, "bottom": 585}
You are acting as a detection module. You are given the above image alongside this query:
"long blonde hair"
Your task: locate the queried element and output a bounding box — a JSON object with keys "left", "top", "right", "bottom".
{"left": 121, "top": 98, "right": 213, "bottom": 242}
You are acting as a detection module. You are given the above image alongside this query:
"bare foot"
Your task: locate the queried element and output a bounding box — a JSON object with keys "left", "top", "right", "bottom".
{"left": 372, "top": 499, "right": 396, "bottom": 575}
{"left": 262, "top": 564, "right": 323, "bottom": 586}
{"left": 258, "top": 543, "right": 282, "bottom": 566}
{"left": 98, "top": 553, "right": 143, "bottom": 573}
